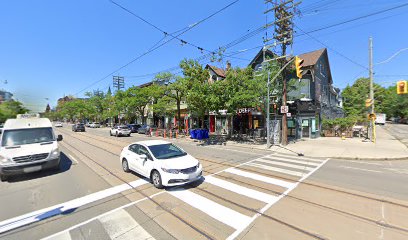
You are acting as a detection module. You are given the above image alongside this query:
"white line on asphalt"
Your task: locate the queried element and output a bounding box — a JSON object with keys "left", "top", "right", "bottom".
{"left": 262, "top": 156, "right": 320, "bottom": 166}
{"left": 273, "top": 153, "right": 324, "bottom": 163}
{"left": 99, "top": 208, "right": 154, "bottom": 240}
{"left": 226, "top": 158, "right": 330, "bottom": 240}
{"left": 0, "top": 178, "right": 149, "bottom": 234}
{"left": 204, "top": 176, "right": 277, "bottom": 203}
{"left": 168, "top": 189, "right": 252, "bottom": 230}
{"left": 254, "top": 159, "right": 315, "bottom": 171}
{"left": 224, "top": 168, "right": 295, "bottom": 189}
{"left": 246, "top": 162, "right": 305, "bottom": 177}
{"left": 42, "top": 191, "right": 165, "bottom": 240}
{"left": 339, "top": 166, "right": 382, "bottom": 173}
{"left": 68, "top": 154, "right": 79, "bottom": 165}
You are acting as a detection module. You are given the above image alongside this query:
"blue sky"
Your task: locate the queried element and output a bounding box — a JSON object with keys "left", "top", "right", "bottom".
{"left": 1, "top": 0, "right": 407, "bottom": 112}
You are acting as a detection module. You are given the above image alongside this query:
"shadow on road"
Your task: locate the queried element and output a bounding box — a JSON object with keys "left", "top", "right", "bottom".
{"left": 6, "top": 152, "right": 73, "bottom": 183}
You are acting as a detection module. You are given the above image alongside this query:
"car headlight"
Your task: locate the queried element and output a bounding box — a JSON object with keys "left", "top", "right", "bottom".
{"left": 51, "top": 148, "right": 60, "bottom": 157}
{"left": 161, "top": 168, "right": 180, "bottom": 174}
{"left": 0, "top": 155, "right": 12, "bottom": 164}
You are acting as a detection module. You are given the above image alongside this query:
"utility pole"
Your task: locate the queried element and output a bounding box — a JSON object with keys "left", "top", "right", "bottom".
{"left": 113, "top": 76, "right": 125, "bottom": 92}
{"left": 267, "top": 71, "right": 271, "bottom": 148}
{"left": 369, "top": 37, "right": 375, "bottom": 142}
{"left": 264, "top": 0, "right": 300, "bottom": 146}
{"left": 113, "top": 76, "right": 125, "bottom": 124}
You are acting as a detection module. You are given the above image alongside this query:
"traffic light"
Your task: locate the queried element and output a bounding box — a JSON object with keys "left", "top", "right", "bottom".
{"left": 397, "top": 80, "right": 407, "bottom": 95}
{"left": 295, "top": 56, "right": 304, "bottom": 79}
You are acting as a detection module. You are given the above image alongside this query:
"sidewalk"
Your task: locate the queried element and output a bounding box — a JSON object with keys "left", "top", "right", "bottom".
{"left": 224, "top": 125, "right": 408, "bottom": 160}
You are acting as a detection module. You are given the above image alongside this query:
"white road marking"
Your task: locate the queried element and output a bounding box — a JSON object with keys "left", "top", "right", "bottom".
{"left": 204, "top": 176, "right": 277, "bottom": 203}
{"left": 224, "top": 168, "right": 294, "bottom": 189}
{"left": 340, "top": 166, "right": 382, "bottom": 173}
{"left": 262, "top": 156, "right": 320, "bottom": 166}
{"left": 246, "top": 162, "right": 305, "bottom": 177}
{"left": 0, "top": 178, "right": 148, "bottom": 234}
{"left": 99, "top": 209, "right": 154, "bottom": 240}
{"left": 226, "top": 158, "right": 330, "bottom": 240}
{"left": 273, "top": 153, "right": 325, "bottom": 163}
{"left": 42, "top": 191, "right": 165, "bottom": 240}
{"left": 254, "top": 159, "right": 315, "bottom": 171}
{"left": 68, "top": 154, "right": 79, "bottom": 165}
{"left": 168, "top": 189, "right": 251, "bottom": 230}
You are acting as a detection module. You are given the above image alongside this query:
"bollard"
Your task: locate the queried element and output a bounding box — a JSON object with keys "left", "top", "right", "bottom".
{"left": 164, "top": 130, "right": 166, "bottom": 138}
{"left": 341, "top": 132, "right": 346, "bottom": 140}
{"left": 176, "top": 131, "right": 178, "bottom": 139}
{"left": 170, "top": 130, "right": 172, "bottom": 139}
{"left": 156, "top": 129, "right": 158, "bottom": 137}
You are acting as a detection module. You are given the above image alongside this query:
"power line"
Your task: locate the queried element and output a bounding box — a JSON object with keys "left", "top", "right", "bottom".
{"left": 74, "top": 1, "right": 239, "bottom": 96}
{"left": 294, "top": 25, "right": 369, "bottom": 70}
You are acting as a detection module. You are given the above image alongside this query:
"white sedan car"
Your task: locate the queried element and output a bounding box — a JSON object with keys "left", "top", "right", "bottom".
{"left": 54, "top": 122, "right": 63, "bottom": 127}
{"left": 120, "top": 140, "right": 203, "bottom": 188}
{"left": 110, "top": 125, "right": 131, "bottom": 137}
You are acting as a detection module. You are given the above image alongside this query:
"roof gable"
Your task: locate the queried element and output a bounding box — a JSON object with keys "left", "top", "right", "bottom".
{"left": 205, "top": 65, "right": 226, "bottom": 78}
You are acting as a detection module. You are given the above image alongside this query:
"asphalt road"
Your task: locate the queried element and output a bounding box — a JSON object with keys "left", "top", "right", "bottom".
{"left": 384, "top": 123, "right": 408, "bottom": 147}
{"left": 0, "top": 125, "right": 407, "bottom": 239}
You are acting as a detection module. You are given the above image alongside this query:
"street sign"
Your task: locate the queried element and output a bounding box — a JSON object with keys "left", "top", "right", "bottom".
{"left": 286, "top": 112, "right": 291, "bottom": 117}
{"left": 280, "top": 106, "right": 289, "bottom": 114}
{"left": 365, "top": 99, "right": 373, "bottom": 107}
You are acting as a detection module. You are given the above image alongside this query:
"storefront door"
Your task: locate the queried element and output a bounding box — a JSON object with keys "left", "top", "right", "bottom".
{"left": 302, "top": 119, "right": 310, "bottom": 138}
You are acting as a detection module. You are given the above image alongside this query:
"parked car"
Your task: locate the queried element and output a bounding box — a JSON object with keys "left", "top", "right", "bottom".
{"left": 0, "top": 124, "right": 3, "bottom": 134}
{"left": 127, "top": 124, "right": 141, "bottom": 133}
{"left": 120, "top": 140, "right": 202, "bottom": 188}
{"left": 137, "top": 125, "right": 157, "bottom": 134}
{"left": 72, "top": 123, "right": 85, "bottom": 132}
{"left": 89, "top": 122, "right": 101, "bottom": 128}
{"left": 54, "top": 122, "right": 63, "bottom": 127}
{"left": 110, "top": 125, "right": 131, "bottom": 137}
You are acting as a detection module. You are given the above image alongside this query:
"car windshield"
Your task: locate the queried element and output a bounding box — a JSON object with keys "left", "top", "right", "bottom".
{"left": 148, "top": 143, "right": 187, "bottom": 160}
{"left": 1, "top": 127, "right": 55, "bottom": 147}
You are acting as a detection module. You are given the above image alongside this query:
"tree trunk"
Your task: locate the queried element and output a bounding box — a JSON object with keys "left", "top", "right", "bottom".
{"left": 177, "top": 99, "right": 181, "bottom": 132}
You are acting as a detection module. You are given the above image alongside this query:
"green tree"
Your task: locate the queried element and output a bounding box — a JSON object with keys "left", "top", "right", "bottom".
{"left": 0, "top": 100, "right": 29, "bottom": 122}
{"left": 342, "top": 77, "right": 386, "bottom": 118}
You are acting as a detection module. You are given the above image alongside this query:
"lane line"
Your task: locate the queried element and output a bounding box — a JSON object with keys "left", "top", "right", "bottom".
{"left": 254, "top": 159, "right": 315, "bottom": 171}
{"left": 204, "top": 176, "right": 277, "bottom": 203}
{"left": 99, "top": 208, "right": 154, "bottom": 240}
{"left": 0, "top": 179, "right": 148, "bottom": 234}
{"left": 339, "top": 166, "right": 382, "bottom": 173}
{"left": 226, "top": 158, "right": 330, "bottom": 240}
{"left": 246, "top": 162, "right": 305, "bottom": 177}
{"left": 262, "top": 156, "right": 320, "bottom": 166}
{"left": 348, "top": 160, "right": 383, "bottom": 166}
{"left": 168, "top": 189, "right": 252, "bottom": 230}
{"left": 42, "top": 191, "right": 165, "bottom": 240}
{"left": 224, "top": 168, "right": 294, "bottom": 189}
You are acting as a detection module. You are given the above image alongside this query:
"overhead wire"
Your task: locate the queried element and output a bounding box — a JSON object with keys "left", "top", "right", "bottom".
{"left": 73, "top": 0, "right": 240, "bottom": 96}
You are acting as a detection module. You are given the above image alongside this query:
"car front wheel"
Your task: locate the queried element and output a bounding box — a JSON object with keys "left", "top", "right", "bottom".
{"left": 122, "top": 159, "right": 130, "bottom": 172}
{"left": 0, "top": 174, "right": 7, "bottom": 182}
{"left": 151, "top": 170, "right": 163, "bottom": 189}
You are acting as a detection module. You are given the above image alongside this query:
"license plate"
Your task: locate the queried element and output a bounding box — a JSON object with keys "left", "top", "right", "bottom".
{"left": 23, "top": 166, "right": 42, "bottom": 173}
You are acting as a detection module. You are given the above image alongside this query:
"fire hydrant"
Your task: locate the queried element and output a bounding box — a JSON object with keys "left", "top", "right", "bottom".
{"left": 341, "top": 132, "right": 346, "bottom": 140}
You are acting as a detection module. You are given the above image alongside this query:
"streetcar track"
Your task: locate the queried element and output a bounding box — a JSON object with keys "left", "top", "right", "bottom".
{"left": 60, "top": 128, "right": 408, "bottom": 210}
{"left": 57, "top": 128, "right": 331, "bottom": 239}
{"left": 57, "top": 128, "right": 408, "bottom": 237}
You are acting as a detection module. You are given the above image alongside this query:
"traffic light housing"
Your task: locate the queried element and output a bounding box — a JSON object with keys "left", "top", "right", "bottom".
{"left": 397, "top": 80, "right": 407, "bottom": 95}
{"left": 295, "top": 56, "right": 304, "bottom": 79}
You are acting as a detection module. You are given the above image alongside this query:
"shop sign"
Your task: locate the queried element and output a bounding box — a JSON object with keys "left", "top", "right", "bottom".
{"left": 286, "top": 112, "right": 291, "bottom": 117}
{"left": 280, "top": 106, "right": 289, "bottom": 114}
{"left": 237, "top": 107, "right": 255, "bottom": 114}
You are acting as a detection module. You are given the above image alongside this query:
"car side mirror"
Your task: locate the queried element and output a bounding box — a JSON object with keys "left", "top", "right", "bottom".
{"left": 57, "top": 134, "right": 63, "bottom": 141}
{"left": 140, "top": 154, "right": 147, "bottom": 161}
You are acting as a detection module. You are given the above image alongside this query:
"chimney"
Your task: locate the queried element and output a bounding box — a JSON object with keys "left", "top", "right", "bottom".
{"left": 226, "top": 61, "right": 231, "bottom": 71}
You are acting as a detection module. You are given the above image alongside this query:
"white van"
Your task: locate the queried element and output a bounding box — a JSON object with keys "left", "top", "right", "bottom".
{"left": 0, "top": 114, "right": 63, "bottom": 181}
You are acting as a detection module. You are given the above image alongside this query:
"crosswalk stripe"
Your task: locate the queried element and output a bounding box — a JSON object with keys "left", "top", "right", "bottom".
{"left": 224, "top": 168, "right": 295, "bottom": 189}
{"left": 204, "top": 176, "right": 277, "bottom": 203}
{"left": 273, "top": 153, "right": 324, "bottom": 163}
{"left": 246, "top": 163, "right": 305, "bottom": 177}
{"left": 99, "top": 208, "right": 154, "bottom": 240}
{"left": 169, "top": 189, "right": 251, "bottom": 230}
{"left": 255, "top": 159, "right": 315, "bottom": 171}
{"left": 262, "top": 156, "right": 320, "bottom": 166}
